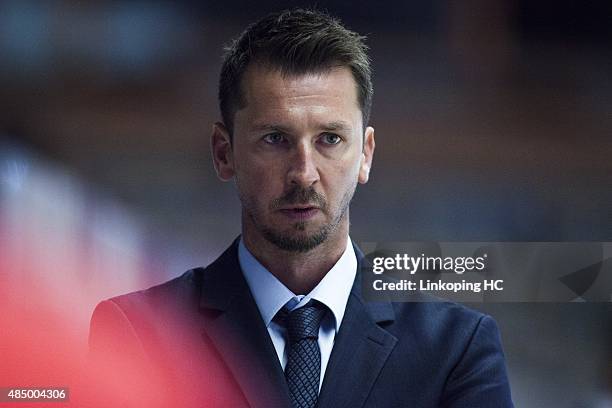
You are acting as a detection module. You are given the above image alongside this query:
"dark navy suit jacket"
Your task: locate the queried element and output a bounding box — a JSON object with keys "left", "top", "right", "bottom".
{"left": 87, "top": 240, "right": 513, "bottom": 407}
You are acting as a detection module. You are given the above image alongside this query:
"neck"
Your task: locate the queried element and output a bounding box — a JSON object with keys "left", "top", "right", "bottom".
{"left": 241, "top": 217, "right": 349, "bottom": 295}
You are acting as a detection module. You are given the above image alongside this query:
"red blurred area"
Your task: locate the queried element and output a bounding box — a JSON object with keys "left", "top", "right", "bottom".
{"left": 1, "top": 245, "right": 83, "bottom": 406}
{"left": 0, "top": 151, "right": 164, "bottom": 406}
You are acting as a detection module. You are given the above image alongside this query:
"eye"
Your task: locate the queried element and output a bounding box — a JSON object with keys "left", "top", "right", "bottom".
{"left": 320, "top": 133, "right": 342, "bottom": 145}
{"left": 262, "top": 133, "right": 286, "bottom": 144}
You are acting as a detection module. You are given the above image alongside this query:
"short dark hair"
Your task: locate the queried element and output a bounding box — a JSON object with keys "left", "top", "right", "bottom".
{"left": 218, "top": 8, "right": 373, "bottom": 138}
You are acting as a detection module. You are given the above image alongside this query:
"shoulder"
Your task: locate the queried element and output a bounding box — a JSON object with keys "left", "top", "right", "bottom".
{"left": 383, "top": 294, "right": 505, "bottom": 367}
{"left": 95, "top": 268, "right": 202, "bottom": 316}
{"left": 396, "top": 294, "right": 488, "bottom": 329}
{"left": 383, "top": 298, "right": 512, "bottom": 405}
{"left": 98, "top": 237, "right": 241, "bottom": 313}
{"left": 89, "top": 268, "right": 205, "bottom": 348}
{"left": 106, "top": 268, "right": 202, "bottom": 311}
{"left": 90, "top": 239, "right": 241, "bottom": 340}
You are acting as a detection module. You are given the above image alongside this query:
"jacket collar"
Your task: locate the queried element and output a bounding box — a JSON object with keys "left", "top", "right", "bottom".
{"left": 199, "top": 238, "right": 395, "bottom": 324}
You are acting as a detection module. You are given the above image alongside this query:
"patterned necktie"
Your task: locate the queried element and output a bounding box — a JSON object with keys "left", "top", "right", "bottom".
{"left": 278, "top": 301, "right": 327, "bottom": 408}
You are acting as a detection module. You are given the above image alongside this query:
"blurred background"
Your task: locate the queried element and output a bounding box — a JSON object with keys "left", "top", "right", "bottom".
{"left": 1, "top": 0, "right": 611, "bottom": 406}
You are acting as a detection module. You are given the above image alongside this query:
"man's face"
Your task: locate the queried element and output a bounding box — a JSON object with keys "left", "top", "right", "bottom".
{"left": 212, "top": 65, "right": 375, "bottom": 252}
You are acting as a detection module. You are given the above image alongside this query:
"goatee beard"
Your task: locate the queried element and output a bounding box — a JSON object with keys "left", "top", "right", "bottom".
{"left": 243, "top": 183, "right": 355, "bottom": 253}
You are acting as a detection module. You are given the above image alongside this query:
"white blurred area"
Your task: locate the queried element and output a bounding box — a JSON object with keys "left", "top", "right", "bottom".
{"left": 0, "top": 140, "right": 169, "bottom": 351}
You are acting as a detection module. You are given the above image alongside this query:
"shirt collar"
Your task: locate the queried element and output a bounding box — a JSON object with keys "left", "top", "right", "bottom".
{"left": 239, "top": 236, "right": 357, "bottom": 333}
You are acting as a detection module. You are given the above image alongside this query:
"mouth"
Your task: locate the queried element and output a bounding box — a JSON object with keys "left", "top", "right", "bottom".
{"left": 278, "top": 206, "right": 320, "bottom": 221}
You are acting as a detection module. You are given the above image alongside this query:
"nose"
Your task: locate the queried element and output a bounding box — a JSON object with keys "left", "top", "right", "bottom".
{"left": 286, "top": 141, "right": 319, "bottom": 187}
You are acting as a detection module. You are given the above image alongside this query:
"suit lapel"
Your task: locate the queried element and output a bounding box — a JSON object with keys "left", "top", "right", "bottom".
{"left": 198, "top": 240, "right": 291, "bottom": 408}
{"left": 196, "top": 240, "right": 397, "bottom": 408}
{"left": 317, "top": 246, "right": 398, "bottom": 408}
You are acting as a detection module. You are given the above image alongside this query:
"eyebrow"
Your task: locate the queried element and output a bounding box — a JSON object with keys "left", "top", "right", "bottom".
{"left": 250, "top": 121, "right": 352, "bottom": 133}
{"left": 250, "top": 123, "right": 291, "bottom": 133}
{"left": 322, "top": 121, "right": 352, "bottom": 132}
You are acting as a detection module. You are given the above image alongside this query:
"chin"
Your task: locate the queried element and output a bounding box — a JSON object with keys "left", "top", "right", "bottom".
{"left": 262, "top": 226, "right": 330, "bottom": 253}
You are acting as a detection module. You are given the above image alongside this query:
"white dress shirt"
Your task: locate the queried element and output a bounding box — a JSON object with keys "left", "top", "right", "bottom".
{"left": 238, "top": 236, "right": 357, "bottom": 390}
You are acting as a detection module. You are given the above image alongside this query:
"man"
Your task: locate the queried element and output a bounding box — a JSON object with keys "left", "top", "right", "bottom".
{"left": 87, "top": 9, "right": 513, "bottom": 408}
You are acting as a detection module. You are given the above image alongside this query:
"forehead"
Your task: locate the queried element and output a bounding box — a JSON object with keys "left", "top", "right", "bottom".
{"left": 238, "top": 64, "right": 361, "bottom": 123}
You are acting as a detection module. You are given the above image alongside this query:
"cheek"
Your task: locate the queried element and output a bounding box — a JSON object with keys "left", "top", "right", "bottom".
{"left": 235, "top": 156, "right": 284, "bottom": 196}
{"left": 339, "top": 151, "right": 363, "bottom": 178}
{"left": 234, "top": 150, "right": 269, "bottom": 179}
{"left": 324, "top": 158, "right": 361, "bottom": 193}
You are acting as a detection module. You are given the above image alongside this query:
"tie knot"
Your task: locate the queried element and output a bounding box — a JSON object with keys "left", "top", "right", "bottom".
{"left": 278, "top": 301, "right": 327, "bottom": 343}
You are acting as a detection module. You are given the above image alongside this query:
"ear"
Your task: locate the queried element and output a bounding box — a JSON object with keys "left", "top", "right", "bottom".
{"left": 358, "top": 126, "right": 375, "bottom": 184}
{"left": 211, "top": 122, "right": 235, "bottom": 181}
